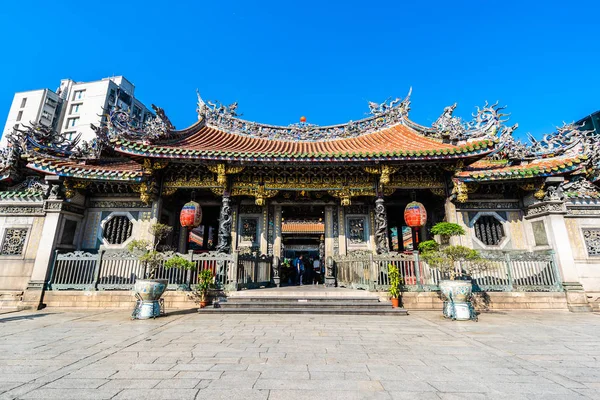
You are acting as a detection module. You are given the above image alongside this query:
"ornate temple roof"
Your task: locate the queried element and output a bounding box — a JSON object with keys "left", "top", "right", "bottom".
{"left": 106, "top": 91, "right": 504, "bottom": 162}
{"left": 112, "top": 125, "right": 496, "bottom": 162}
{"left": 456, "top": 155, "right": 588, "bottom": 182}
{"left": 1, "top": 88, "right": 599, "bottom": 203}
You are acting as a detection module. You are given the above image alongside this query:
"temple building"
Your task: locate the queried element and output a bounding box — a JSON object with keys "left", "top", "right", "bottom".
{"left": 0, "top": 88, "right": 599, "bottom": 312}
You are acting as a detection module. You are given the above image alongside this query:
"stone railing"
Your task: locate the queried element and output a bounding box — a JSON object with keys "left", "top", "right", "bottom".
{"left": 48, "top": 250, "right": 237, "bottom": 291}
{"left": 334, "top": 250, "right": 562, "bottom": 292}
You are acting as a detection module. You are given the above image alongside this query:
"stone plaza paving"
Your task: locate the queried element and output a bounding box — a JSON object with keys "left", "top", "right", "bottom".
{"left": 0, "top": 309, "right": 600, "bottom": 399}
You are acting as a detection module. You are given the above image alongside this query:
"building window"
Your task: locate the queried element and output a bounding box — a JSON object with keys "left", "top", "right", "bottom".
{"left": 63, "top": 131, "right": 77, "bottom": 141}
{"left": 583, "top": 229, "right": 600, "bottom": 257}
{"left": 348, "top": 217, "right": 366, "bottom": 244}
{"left": 20, "top": 98, "right": 27, "bottom": 108}
{"left": 16, "top": 111, "right": 23, "bottom": 122}
{"left": 66, "top": 117, "right": 79, "bottom": 128}
{"left": 1, "top": 228, "right": 28, "bottom": 256}
{"left": 474, "top": 215, "right": 505, "bottom": 246}
{"left": 241, "top": 218, "right": 258, "bottom": 245}
{"left": 41, "top": 111, "right": 53, "bottom": 121}
{"left": 73, "top": 90, "right": 85, "bottom": 100}
{"left": 70, "top": 103, "right": 81, "bottom": 114}
{"left": 45, "top": 97, "right": 57, "bottom": 108}
{"left": 532, "top": 221, "right": 549, "bottom": 246}
{"left": 102, "top": 216, "right": 133, "bottom": 245}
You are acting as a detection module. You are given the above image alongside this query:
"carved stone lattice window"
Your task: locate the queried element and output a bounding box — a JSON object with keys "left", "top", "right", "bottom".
{"left": 582, "top": 229, "right": 600, "bottom": 256}
{"left": 1, "top": 228, "right": 28, "bottom": 256}
{"left": 103, "top": 216, "right": 133, "bottom": 245}
{"left": 348, "top": 218, "right": 366, "bottom": 244}
{"left": 241, "top": 218, "right": 258, "bottom": 244}
{"left": 474, "top": 215, "right": 505, "bottom": 246}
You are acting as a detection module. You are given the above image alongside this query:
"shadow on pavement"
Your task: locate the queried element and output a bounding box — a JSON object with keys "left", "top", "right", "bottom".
{"left": 0, "top": 313, "right": 53, "bottom": 323}
{"left": 164, "top": 308, "right": 199, "bottom": 317}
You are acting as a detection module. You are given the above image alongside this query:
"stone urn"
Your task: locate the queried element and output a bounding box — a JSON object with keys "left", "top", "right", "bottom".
{"left": 134, "top": 279, "right": 168, "bottom": 301}
{"left": 439, "top": 280, "right": 473, "bottom": 321}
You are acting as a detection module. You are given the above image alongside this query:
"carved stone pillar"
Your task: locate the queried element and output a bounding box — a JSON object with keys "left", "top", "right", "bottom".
{"left": 374, "top": 197, "right": 389, "bottom": 254}
{"left": 325, "top": 256, "right": 336, "bottom": 287}
{"left": 274, "top": 205, "right": 282, "bottom": 259}
{"left": 216, "top": 194, "right": 233, "bottom": 254}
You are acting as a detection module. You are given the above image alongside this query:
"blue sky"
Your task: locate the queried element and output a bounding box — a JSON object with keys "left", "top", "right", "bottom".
{"left": 1, "top": 0, "right": 598, "bottom": 139}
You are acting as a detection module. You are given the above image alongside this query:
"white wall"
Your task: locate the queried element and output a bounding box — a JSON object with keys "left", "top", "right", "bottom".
{"left": 1, "top": 90, "right": 46, "bottom": 147}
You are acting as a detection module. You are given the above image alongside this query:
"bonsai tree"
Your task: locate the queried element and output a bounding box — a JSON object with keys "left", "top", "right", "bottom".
{"left": 127, "top": 223, "right": 174, "bottom": 279}
{"left": 418, "top": 222, "right": 490, "bottom": 280}
{"left": 164, "top": 255, "right": 195, "bottom": 272}
{"left": 430, "top": 222, "right": 465, "bottom": 244}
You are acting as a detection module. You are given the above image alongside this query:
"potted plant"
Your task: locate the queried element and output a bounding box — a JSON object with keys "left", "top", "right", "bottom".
{"left": 128, "top": 223, "right": 184, "bottom": 319}
{"left": 388, "top": 264, "right": 403, "bottom": 308}
{"left": 418, "top": 222, "right": 490, "bottom": 320}
{"left": 196, "top": 268, "right": 214, "bottom": 308}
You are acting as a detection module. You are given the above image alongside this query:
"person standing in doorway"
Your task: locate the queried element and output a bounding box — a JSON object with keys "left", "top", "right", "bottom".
{"left": 313, "top": 258, "right": 321, "bottom": 285}
{"left": 295, "top": 255, "right": 305, "bottom": 286}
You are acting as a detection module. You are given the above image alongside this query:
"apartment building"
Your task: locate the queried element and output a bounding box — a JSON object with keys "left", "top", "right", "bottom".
{"left": 1, "top": 76, "right": 150, "bottom": 146}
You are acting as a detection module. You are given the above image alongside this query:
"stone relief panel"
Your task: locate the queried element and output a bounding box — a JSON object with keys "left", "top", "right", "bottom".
{"left": 81, "top": 211, "right": 102, "bottom": 250}
{"left": 0, "top": 227, "right": 28, "bottom": 256}
{"left": 347, "top": 217, "right": 366, "bottom": 244}
{"left": 582, "top": 228, "right": 600, "bottom": 257}
{"left": 240, "top": 217, "right": 259, "bottom": 247}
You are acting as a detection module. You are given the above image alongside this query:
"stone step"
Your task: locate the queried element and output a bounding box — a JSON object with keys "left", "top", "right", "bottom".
{"left": 198, "top": 307, "right": 408, "bottom": 315}
{"left": 224, "top": 297, "right": 381, "bottom": 303}
{"left": 228, "top": 288, "right": 378, "bottom": 299}
{"left": 220, "top": 301, "right": 390, "bottom": 308}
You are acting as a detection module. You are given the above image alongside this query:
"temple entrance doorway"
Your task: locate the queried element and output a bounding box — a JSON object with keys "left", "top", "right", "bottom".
{"left": 280, "top": 205, "right": 325, "bottom": 285}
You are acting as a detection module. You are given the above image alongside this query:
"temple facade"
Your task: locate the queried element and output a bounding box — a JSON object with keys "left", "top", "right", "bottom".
{"left": 0, "top": 89, "right": 599, "bottom": 311}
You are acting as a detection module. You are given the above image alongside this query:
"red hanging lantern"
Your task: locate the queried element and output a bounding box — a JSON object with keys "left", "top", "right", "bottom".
{"left": 180, "top": 201, "right": 202, "bottom": 228}
{"left": 404, "top": 201, "right": 427, "bottom": 228}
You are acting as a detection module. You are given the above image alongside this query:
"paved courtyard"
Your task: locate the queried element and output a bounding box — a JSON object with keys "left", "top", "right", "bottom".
{"left": 0, "top": 309, "right": 599, "bottom": 399}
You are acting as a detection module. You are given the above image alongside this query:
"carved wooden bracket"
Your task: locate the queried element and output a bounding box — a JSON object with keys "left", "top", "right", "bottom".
{"left": 207, "top": 164, "right": 245, "bottom": 187}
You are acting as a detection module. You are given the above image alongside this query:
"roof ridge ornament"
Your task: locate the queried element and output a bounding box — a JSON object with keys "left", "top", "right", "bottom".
{"left": 427, "top": 101, "right": 508, "bottom": 142}
{"left": 106, "top": 104, "right": 175, "bottom": 145}
{"left": 196, "top": 87, "right": 412, "bottom": 142}
{"left": 498, "top": 121, "right": 594, "bottom": 161}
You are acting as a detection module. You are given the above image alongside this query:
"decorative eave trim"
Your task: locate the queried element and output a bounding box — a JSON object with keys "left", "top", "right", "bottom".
{"left": 456, "top": 158, "right": 586, "bottom": 183}
{"left": 25, "top": 163, "right": 145, "bottom": 183}
{"left": 111, "top": 139, "right": 496, "bottom": 162}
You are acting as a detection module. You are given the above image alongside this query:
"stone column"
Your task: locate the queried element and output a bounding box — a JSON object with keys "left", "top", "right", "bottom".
{"left": 525, "top": 199, "right": 592, "bottom": 312}
{"left": 21, "top": 177, "right": 64, "bottom": 310}
{"left": 444, "top": 197, "right": 461, "bottom": 246}
{"left": 374, "top": 197, "right": 389, "bottom": 254}
{"left": 178, "top": 227, "right": 188, "bottom": 253}
{"left": 324, "top": 206, "right": 334, "bottom": 260}
{"left": 274, "top": 205, "right": 282, "bottom": 259}
{"left": 260, "top": 204, "right": 268, "bottom": 255}
{"left": 216, "top": 193, "right": 233, "bottom": 254}
{"left": 338, "top": 205, "right": 347, "bottom": 256}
